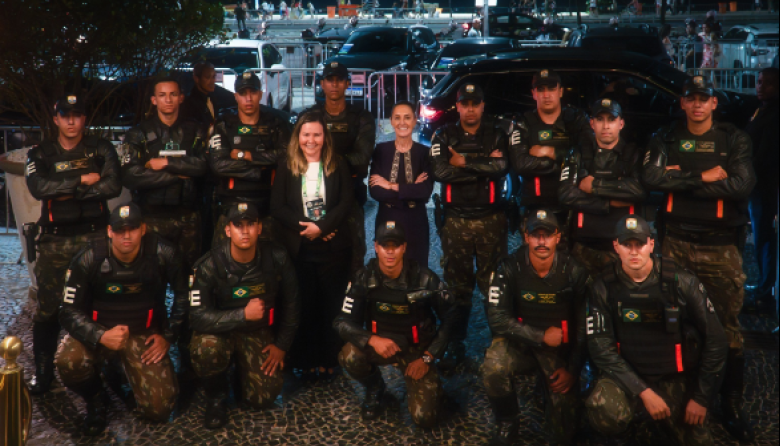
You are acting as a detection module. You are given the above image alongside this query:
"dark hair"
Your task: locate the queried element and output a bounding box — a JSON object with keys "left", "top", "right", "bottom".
{"left": 660, "top": 24, "right": 672, "bottom": 39}
{"left": 193, "top": 61, "right": 215, "bottom": 78}
{"left": 760, "top": 67, "right": 779, "bottom": 80}
{"left": 150, "top": 76, "right": 182, "bottom": 95}
{"left": 391, "top": 100, "right": 417, "bottom": 117}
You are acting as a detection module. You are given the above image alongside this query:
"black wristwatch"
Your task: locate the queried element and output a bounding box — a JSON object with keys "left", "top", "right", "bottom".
{"left": 421, "top": 353, "right": 434, "bottom": 364}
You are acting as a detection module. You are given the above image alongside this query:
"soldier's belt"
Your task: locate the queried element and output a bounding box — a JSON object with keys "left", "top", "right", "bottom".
{"left": 384, "top": 201, "right": 421, "bottom": 210}
{"left": 667, "top": 227, "right": 736, "bottom": 246}
{"left": 39, "top": 222, "right": 106, "bottom": 237}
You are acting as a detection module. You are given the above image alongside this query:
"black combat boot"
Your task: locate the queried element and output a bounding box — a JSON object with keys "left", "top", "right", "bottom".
{"left": 69, "top": 376, "right": 109, "bottom": 436}
{"left": 203, "top": 373, "right": 230, "bottom": 429}
{"left": 720, "top": 350, "right": 755, "bottom": 442}
{"left": 438, "top": 340, "right": 466, "bottom": 374}
{"left": 360, "top": 369, "right": 386, "bottom": 421}
{"left": 29, "top": 320, "right": 59, "bottom": 395}
{"left": 488, "top": 394, "right": 520, "bottom": 446}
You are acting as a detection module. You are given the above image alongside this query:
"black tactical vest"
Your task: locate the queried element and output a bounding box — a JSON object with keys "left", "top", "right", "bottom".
{"left": 604, "top": 257, "right": 685, "bottom": 377}
{"left": 519, "top": 110, "right": 578, "bottom": 206}
{"left": 315, "top": 104, "right": 368, "bottom": 205}
{"left": 662, "top": 123, "right": 747, "bottom": 227}
{"left": 90, "top": 235, "right": 162, "bottom": 332}
{"left": 573, "top": 141, "right": 639, "bottom": 240}
{"left": 215, "top": 116, "right": 278, "bottom": 205}
{"left": 512, "top": 250, "right": 576, "bottom": 344}
{"left": 213, "top": 243, "right": 279, "bottom": 328}
{"left": 364, "top": 263, "right": 434, "bottom": 349}
{"left": 38, "top": 138, "right": 107, "bottom": 225}
{"left": 441, "top": 123, "right": 504, "bottom": 208}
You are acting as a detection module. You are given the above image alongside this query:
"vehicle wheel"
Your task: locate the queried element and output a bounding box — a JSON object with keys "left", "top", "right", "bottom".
{"left": 268, "top": 95, "right": 274, "bottom": 109}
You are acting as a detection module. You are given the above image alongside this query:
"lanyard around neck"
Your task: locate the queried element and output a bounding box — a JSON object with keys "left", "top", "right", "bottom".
{"left": 302, "top": 163, "right": 323, "bottom": 198}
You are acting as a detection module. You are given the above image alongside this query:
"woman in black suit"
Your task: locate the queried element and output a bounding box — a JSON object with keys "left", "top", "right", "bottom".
{"left": 271, "top": 111, "right": 354, "bottom": 381}
{"left": 369, "top": 101, "right": 433, "bottom": 266}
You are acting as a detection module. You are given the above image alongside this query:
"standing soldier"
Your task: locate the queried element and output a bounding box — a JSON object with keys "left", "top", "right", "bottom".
{"left": 25, "top": 94, "right": 122, "bottom": 394}
{"left": 56, "top": 203, "right": 188, "bottom": 435}
{"left": 209, "top": 72, "right": 291, "bottom": 246}
{"left": 189, "top": 203, "right": 300, "bottom": 429}
{"left": 430, "top": 83, "right": 510, "bottom": 368}
{"left": 585, "top": 215, "right": 728, "bottom": 445}
{"left": 643, "top": 76, "right": 756, "bottom": 442}
{"left": 559, "top": 99, "right": 646, "bottom": 274}
{"left": 304, "top": 62, "right": 376, "bottom": 273}
{"left": 334, "top": 221, "right": 456, "bottom": 427}
{"left": 483, "top": 210, "right": 590, "bottom": 446}
{"left": 511, "top": 69, "right": 590, "bottom": 237}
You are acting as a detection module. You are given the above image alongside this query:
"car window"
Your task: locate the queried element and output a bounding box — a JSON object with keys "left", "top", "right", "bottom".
{"left": 191, "top": 48, "right": 259, "bottom": 71}
{"left": 581, "top": 36, "right": 666, "bottom": 57}
{"left": 723, "top": 29, "right": 750, "bottom": 40}
{"left": 412, "top": 28, "right": 436, "bottom": 45}
{"left": 441, "top": 43, "right": 514, "bottom": 58}
{"left": 343, "top": 29, "right": 408, "bottom": 53}
{"left": 261, "top": 45, "right": 282, "bottom": 68}
{"left": 489, "top": 14, "right": 538, "bottom": 38}
{"left": 590, "top": 72, "right": 677, "bottom": 115}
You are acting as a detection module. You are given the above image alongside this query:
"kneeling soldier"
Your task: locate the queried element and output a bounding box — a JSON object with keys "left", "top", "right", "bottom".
{"left": 189, "top": 202, "right": 300, "bottom": 429}
{"left": 585, "top": 215, "right": 727, "bottom": 445}
{"left": 483, "top": 209, "right": 590, "bottom": 446}
{"left": 334, "top": 222, "right": 456, "bottom": 428}
{"left": 56, "top": 203, "right": 189, "bottom": 435}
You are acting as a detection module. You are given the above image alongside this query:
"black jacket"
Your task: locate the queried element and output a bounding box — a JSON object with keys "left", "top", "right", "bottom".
{"left": 188, "top": 240, "right": 300, "bottom": 352}
{"left": 333, "top": 258, "right": 456, "bottom": 358}
{"left": 26, "top": 136, "right": 122, "bottom": 226}
{"left": 587, "top": 257, "right": 728, "bottom": 407}
{"left": 270, "top": 156, "right": 355, "bottom": 258}
{"left": 59, "top": 235, "right": 189, "bottom": 349}
{"left": 180, "top": 87, "right": 215, "bottom": 133}
{"left": 745, "top": 99, "right": 779, "bottom": 190}
{"left": 487, "top": 247, "right": 590, "bottom": 377}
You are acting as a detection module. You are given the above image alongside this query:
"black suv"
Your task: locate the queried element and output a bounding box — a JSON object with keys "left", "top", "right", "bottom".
{"left": 565, "top": 26, "right": 674, "bottom": 66}
{"left": 418, "top": 48, "right": 757, "bottom": 147}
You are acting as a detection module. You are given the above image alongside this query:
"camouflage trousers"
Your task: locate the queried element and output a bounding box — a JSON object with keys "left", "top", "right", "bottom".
{"left": 663, "top": 236, "right": 745, "bottom": 352}
{"left": 212, "top": 214, "right": 278, "bottom": 249}
{"left": 585, "top": 375, "right": 712, "bottom": 445}
{"left": 144, "top": 210, "right": 201, "bottom": 271}
{"left": 55, "top": 332, "right": 178, "bottom": 421}
{"left": 338, "top": 342, "right": 443, "bottom": 428}
{"left": 482, "top": 337, "right": 580, "bottom": 444}
{"left": 347, "top": 203, "right": 367, "bottom": 276}
{"left": 440, "top": 212, "right": 508, "bottom": 341}
{"left": 571, "top": 242, "right": 620, "bottom": 276}
{"left": 34, "top": 232, "right": 104, "bottom": 322}
{"left": 189, "top": 328, "right": 283, "bottom": 409}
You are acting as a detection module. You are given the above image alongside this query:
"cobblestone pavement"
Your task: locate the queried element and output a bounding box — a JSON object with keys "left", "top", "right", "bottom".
{"left": 0, "top": 204, "right": 777, "bottom": 446}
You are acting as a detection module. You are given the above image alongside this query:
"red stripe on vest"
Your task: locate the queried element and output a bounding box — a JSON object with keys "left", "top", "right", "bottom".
{"left": 629, "top": 205, "right": 635, "bottom": 214}
{"left": 489, "top": 182, "right": 495, "bottom": 204}
{"left": 48, "top": 200, "right": 54, "bottom": 222}
{"left": 535, "top": 177, "right": 541, "bottom": 197}
{"left": 667, "top": 194, "right": 674, "bottom": 213}
{"left": 616, "top": 342, "right": 620, "bottom": 355}
{"left": 676, "top": 343, "right": 684, "bottom": 372}
{"left": 717, "top": 200, "right": 723, "bottom": 218}
{"left": 577, "top": 213, "right": 584, "bottom": 228}
{"left": 92, "top": 311, "right": 98, "bottom": 321}
{"left": 271, "top": 170, "right": 276, "bottom": 186}
{"left": 372, "top": 321, "right": 377, "bottom": 334}
{"left": 146, "top": 309, "right": 154, "bottom": 328}
{"left": 269, "top": 308, "right": 274, "bottom": 326}
{"left": 517, "top": 317, "right": 523, "bottom": 323}
{"left": 562, "top": 320, "right": 569, "bottom": 344}
{"left": 229, "top": 178, "right": 234, "bottom": 190}
{"left": 412, "top": 326, "right": 419, "bottom": 344}
{"left": 446, "top": 184, "right": 452, "bottom": 203}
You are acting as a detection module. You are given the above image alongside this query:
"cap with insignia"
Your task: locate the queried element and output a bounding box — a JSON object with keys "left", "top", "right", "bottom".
{"left": 227, "top": 202, "right": 261, "bottom": 224}
{"left": 615, "top": 214, "right": 652, "bottom": 244}
{"left": 234, "top": 71, "right": 261, "bottom": 92}
{"left": 109, "top": 202, "right": 143, "bottom": 230}
{"left": 322, "top": 61, "right": 349, "bottom": 80}
{"left": 55, "top": 93, "right": 86, "bottom": 115}
{"left": 590, "top": 97, "right": 623, "bottom": 118}
{"left": 682, "top": 75, "right": 715, "bottom": 98}
{"left": 532, "top": 69, "right": 561, "bottom": 89}
{"left": 457, "top": 83, "right": 484, "bottom": 103}
{"left": 375, "top": 220, "right": 406, "bottom": 245}
{"left": 525, "top": 208, "right": 559, "bottom": 233}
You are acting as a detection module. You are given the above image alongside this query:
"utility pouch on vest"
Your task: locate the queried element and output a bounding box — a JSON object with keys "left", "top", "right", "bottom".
{"left": 665, "top": 305, "right": 680, "bottom": 334}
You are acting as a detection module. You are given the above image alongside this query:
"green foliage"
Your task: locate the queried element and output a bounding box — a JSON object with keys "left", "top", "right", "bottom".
{"left": 0, "top": 0, "right": 224, "bottom": 137}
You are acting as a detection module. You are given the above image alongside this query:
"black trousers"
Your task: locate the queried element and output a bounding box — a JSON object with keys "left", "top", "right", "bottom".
{"left": 289, "top": 248, "right": 351, "bottom": 370}
{"left": 749, "top": 188, "right": 778, "bottom": 296}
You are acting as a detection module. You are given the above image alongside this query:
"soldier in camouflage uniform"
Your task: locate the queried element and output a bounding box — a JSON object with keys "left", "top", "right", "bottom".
{"left": 430, "top": 83, "right": 510, "bottom": 368}
{"left": 483, "top": 210, "right": 589, "bottom": 446}
{"left": 334, "top": 222, "right": 456, "bottom": 427}
{"left": 56, "top": 203, "right": 188, "bottom": 435}
{"left": 642, "top": 77, "right": 756, "bottom": 442}
{"left": 25, "top": 94, "right": 122, "bottom": 394}
{"left": 586, "top": 215, "right": 727, "bottom": 445}
{"left": 189, "top": 203, "right": 300, "bottom": 429}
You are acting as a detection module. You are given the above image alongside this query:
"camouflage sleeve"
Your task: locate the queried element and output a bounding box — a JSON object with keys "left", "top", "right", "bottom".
{"left": 586, "top": 278, "right": 648, "bottom": 397}
{"left": 75, "top": 139, "right": 122, "bottom": 201}
{"left": 332, "top": 270, "right": 371, "bottom": 349}
{"left": 160, "top": 240, "right": 189, "bottom": 344}
{"left": 485, "top": 257, "right": 546, "bottom": 348}
{"left": 59, "top": 249, "right": 106, "bottom": 350}
{"left": 25, "top": 145, "right": 80, "bottom": 200}
{"left": 642, "top": 131, "right": 704, "bottom": 192}
{"left": 188, "top": 256, "right": 248, "bottom": 334}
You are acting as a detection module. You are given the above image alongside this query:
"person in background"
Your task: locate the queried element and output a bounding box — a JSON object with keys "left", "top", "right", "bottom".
{"left": 683, "top": 19, "right": 703, "bottom": 71}
{"left": 660, "top": 24, "right": 675, "bottom": 61}
{"left": 235, "top": 3, "right": 248, "bottom": 32}
{"left": 700, "top": 21, "right": 720, "bottom": 69}
{"left": 369, "top": 101, "right": 433, "bottom": 267}
{"left": 468, "top": 18, "right": 482, "bottom": 37}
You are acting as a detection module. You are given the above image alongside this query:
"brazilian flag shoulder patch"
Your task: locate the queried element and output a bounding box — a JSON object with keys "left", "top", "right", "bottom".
{"left": 538, "top": 130, "right": 552, "bottom": 142}
{"left": 105, "top": 283, "right": 123, "bottom": 294}
{"left": 622, "top": 308, "right": 642, "bottom": 322}
{"left": 375, "top": 302, "right": 410, "bottom": 315}
{"left": 521, "top": 290, "right": 538, "bottom": 302}
{"left": 679, "top": 140, "right": 696, "bottom": 153}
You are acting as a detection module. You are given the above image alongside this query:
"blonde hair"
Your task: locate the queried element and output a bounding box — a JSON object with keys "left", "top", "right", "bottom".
{"left": 287, "top": 112, "right": 337, "bottom": 177}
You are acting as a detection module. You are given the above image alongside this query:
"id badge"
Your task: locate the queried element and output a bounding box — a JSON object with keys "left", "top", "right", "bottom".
{"left": 306, "top": 198, "right": 326, "bottom": 221}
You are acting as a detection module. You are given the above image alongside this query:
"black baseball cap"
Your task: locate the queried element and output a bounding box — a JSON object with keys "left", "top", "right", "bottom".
{"left": 457, "top": 83, "right": 484, "bottom": 103}
{"left": 615, "top": 215, "right": 652, "bottom": 244}
{"left": 683, "top": 75, "right": 715, "bottom": 97}
{"left": 375, "top": 220, "right": 407, "bottom": 245}
{"left": 322, "top": 61, "right": 349, "bottom": 80}
{"left": 109, "top": 203, "right": 143, "bottom": 230}
{"left": 591, "top": 98, "right": 622, "bottom": 118}
{"left": 532, "top": 69, "right": 562, "bottom": 89}
{"left": 234, "top": 71, "right": 261, "bottom": 92}
{"left": 55, "top": 94, "right": 86, "bottom": 115}
{"left": 525, "top": 209, "right": 559, "bottom": 233}
{"left": 226, "top": 202, "right": 261, "bottom": 225}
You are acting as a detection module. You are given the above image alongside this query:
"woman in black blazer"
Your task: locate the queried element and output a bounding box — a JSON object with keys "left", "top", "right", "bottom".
{"left": 271, "top": 111, "right": 354, "bottom": 381}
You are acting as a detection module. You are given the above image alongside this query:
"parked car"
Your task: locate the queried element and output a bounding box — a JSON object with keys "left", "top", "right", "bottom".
{"left": 565, "top": 26, "right": 674, "bottom": 66}
{"left": 182, "top": 40, "right": 292, "bottom": 111}
{"left": 721, "top": 24, "right": 779, "bottom": 69}
{"left": 462, "top": 12, "right": 567, "bottom": 40}
{"left": 431, "top": 37, "right": 520, "bottom": 70}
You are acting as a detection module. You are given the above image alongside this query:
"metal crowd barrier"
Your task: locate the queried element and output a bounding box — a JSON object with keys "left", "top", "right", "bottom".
{"left": 366, "top": 71, "right": 449, "bottom": 130}
{"left": 686, "top": 67, "right": 762, "bottom": 93}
